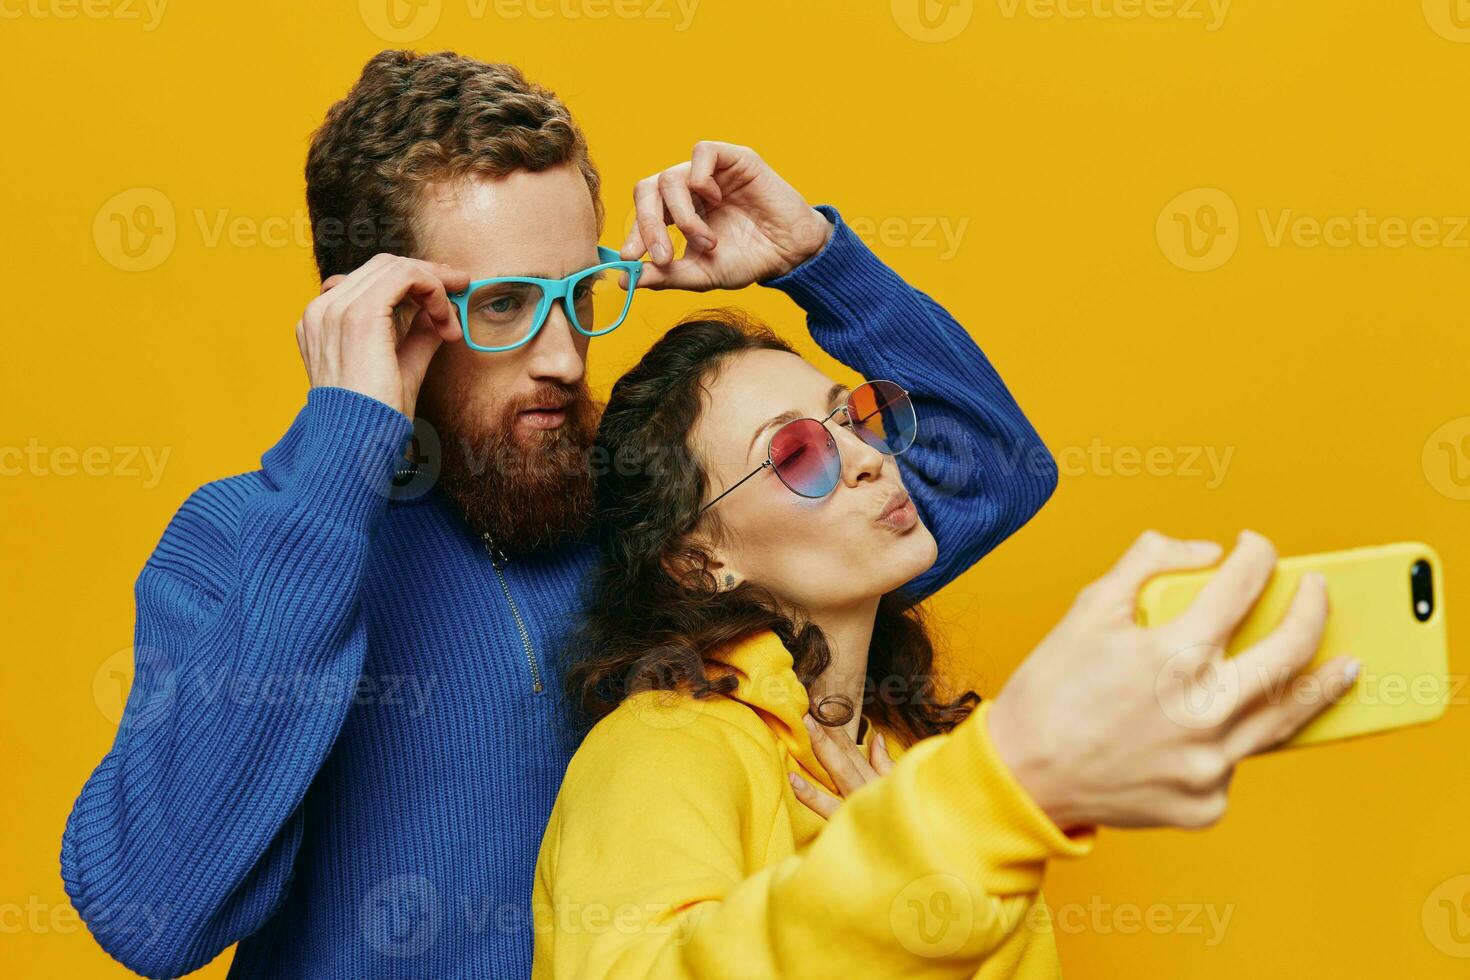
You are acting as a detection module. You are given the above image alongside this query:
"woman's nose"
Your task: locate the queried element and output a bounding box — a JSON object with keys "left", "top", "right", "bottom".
{"left": 834, "top": 417, "right": 886, "bottom": 487}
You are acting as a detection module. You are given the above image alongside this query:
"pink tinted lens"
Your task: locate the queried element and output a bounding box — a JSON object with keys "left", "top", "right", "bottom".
{"left": 769, "top": 418, "right": 841, "bottom": 498}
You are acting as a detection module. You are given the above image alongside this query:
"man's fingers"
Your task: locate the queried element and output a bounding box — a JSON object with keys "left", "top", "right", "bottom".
{"left": 626, "top": 259, "right": 705, "bottom": 292}
{"left": 1170, "top": 530, "right": 1279, "bottom": 646}
{"left": 1085, "top": 530, "right": 1224, "bottom": 619}
{"left": 687, "top": 141, "right": 726, "bottom": 206}
{"left": 633, "top": 178, "right": 674, "bottom": 264}
{"left": 395, "top": 320, "right": 446, "bottom": 405}
{"left": 619, "top": 225, "right": 646, "bottom": 262}
{"left": 789, "top": 772, "right": 839, "bottom": 820}
{"left": 1226, "top": 655, "right": 1361, "bottom": 758}
{"left": 357, "top": 260, "right": 466, "bottom": 342}
{"left": 1228, "top": 572, "right": 1331, "bottom": 712}
{"left": 658, "top": 169, "right": 718, "bottom": 251}
{"left": 318, "top": 250, "right": 397, "bottom": 296}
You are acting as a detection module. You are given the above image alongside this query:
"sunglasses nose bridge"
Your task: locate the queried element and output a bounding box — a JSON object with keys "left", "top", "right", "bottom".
{"left": 825, "top": 416, "right": 887, "bottom": 488}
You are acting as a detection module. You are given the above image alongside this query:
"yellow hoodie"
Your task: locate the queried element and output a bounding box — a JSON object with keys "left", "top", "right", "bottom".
{"left": 532, "top": 628, "right": 1096, "bottom": 979}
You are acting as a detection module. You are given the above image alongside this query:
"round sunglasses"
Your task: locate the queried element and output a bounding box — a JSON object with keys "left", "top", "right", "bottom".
{"left": 698, "top": 380, "right": 917, "bottom": 514}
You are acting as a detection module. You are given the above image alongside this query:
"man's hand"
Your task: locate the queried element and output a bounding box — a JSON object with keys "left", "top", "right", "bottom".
{"left": 987, "top": 530, "right": 1362, "bottom": 832}
{"left": 620, "top": 141, "right": 834, "bottom": 291}
{"left": 296, "top": 254, "right": 469, "bottom": 418}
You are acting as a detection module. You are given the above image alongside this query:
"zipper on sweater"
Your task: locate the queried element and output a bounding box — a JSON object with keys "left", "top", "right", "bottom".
{"left": 481, "top": 531, "right": 544, "bottom": 694}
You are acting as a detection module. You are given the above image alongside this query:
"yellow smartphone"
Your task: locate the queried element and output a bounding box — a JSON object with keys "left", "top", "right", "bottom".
{"left": 1136, "top": 542, "right": 1449, "bottom": 749}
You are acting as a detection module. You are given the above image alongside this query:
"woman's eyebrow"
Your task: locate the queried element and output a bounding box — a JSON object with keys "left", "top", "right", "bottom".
{"left": 744, "top": 384, "right": 853, "bottom": 459}
{"left": 747, "top": 411, "right": 801, "bottom": 459}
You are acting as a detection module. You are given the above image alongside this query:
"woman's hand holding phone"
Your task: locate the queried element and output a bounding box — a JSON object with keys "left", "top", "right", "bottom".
{"left": 987, "top": 530, "right": 1362, "bottom": 833}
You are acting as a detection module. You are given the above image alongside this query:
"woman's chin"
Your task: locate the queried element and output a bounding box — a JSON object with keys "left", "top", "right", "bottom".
{"left": 878, "top": 522, "right": 940, "bottom": 592}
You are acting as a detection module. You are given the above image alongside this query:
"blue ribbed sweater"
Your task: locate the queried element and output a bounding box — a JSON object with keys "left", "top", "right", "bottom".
{"left": 61, "top": 205, "right": 1059, "bottom": 979}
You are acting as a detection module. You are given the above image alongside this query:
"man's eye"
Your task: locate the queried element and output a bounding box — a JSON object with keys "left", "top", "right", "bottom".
{"left": 476, "top": 295, "right": 521, "bottom": 317}
{"left": 574, "top": 273, "right": 604, "bottom": 301}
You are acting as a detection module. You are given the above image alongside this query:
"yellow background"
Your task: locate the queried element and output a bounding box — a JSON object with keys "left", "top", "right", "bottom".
{"left": 3, "top": 0, "right": 1467, "bottom": 976}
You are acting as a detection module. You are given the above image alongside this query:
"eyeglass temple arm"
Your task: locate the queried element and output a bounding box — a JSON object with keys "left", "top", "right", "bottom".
{"left": 698, "top": 460, "right": 772, "bottom": 514}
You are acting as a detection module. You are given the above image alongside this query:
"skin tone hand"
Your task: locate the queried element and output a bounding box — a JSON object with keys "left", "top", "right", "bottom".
{"left": 297, "top": 254, "right": 470, "bottom": 418}
{"left": 987, "top": 530, "right": 1362, "bottom": 832}
{"left": 789, "top": 713, "right": 896, "bottom": 819}
{"left": 620, "top": 141, "right": 835, "bottom": 291}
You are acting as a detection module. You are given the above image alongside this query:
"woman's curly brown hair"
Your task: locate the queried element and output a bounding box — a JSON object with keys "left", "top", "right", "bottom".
{"left": 305, "top": 49, "right": 602, "bottom": 280}
{"left": 563, "top": 309, "right": 979, "bottom": 746}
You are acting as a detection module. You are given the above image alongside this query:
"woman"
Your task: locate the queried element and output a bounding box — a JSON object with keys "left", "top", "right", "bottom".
{"left": 531, "top": 311, "right": 1357, "bottom": 978}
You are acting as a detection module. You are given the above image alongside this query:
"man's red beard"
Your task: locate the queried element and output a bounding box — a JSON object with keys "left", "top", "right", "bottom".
{"left": 423, "top": 381, "right": 601, "bottom": 555}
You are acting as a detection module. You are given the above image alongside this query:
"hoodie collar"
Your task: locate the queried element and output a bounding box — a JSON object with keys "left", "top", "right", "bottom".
{"left": 710, "top": 629, "right": 876, "bottom": 794}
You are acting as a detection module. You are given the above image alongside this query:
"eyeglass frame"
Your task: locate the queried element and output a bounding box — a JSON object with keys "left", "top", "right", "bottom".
{"left": 448, "top": 246, "right": 645, "bottom": 353}
{"left": 697, "top": 380, "right": 916, "bottom": 514}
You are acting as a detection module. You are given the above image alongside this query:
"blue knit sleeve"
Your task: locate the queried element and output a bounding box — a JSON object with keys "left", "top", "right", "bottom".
{"left": 60, "top": 387, "right": 412, "bottom": 978}
{"left": 762, "top": 206, "right": 1058, "bottom": 604}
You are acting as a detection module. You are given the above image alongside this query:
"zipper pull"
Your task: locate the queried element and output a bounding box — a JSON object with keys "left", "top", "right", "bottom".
{"left": 481, "top": 531, "right": 509, "bottom": 570}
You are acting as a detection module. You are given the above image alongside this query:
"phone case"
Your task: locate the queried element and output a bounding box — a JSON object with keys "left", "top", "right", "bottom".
{"left": 1136, "top": 542, "right": 1449, "bottom": 749}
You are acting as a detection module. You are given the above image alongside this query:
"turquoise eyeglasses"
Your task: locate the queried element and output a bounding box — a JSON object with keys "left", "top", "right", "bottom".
{"left": 448, "top": 246, "right": 645, "bottom": 353}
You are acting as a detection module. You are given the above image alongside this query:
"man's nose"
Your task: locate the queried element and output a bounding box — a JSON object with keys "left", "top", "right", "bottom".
{"left": 526, "top": 301, "right": 588, "bottom": 385}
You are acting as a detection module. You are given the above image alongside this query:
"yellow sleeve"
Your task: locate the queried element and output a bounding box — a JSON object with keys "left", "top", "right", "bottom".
{"left": 532, "top": 698, "right": 1095, "bottom": 980}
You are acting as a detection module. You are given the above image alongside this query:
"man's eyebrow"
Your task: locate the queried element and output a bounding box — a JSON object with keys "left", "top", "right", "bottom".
{"left": 744, "top": 384, "right": 852, "bottom": 460}
{"left": 474, "top": 257, "right": 607, "bottom": 281}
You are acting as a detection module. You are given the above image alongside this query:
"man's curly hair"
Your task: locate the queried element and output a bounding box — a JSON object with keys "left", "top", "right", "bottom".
{"left": 304, "top": 49, "right": 603, "bottom": 280}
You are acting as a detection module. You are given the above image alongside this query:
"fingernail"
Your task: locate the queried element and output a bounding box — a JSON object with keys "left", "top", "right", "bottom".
{"left": 802, "top": 714, "right": 816, "bottom": 733}
{"left": 1343, "top": 659, "right": 1361, "bottom": 684}
{"left": 1305, "top": 572, "right": 1327, "bottom": 588}
{"left": 694, "top": 235, "right": 716, "bottom": 251}
{"left": 652, "top": 243, "right": 671, "bottom": 263}
{"left": 788, "top": 772, "right": 807, "bottom": 791}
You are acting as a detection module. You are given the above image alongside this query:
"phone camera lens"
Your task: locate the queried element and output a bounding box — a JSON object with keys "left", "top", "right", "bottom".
{"left": 1410, "top": 559, "right": 1435, "bottom": 623}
